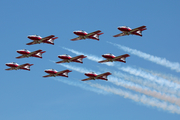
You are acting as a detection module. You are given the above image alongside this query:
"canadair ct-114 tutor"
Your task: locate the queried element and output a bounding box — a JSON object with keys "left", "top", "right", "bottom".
{"left": 56, "top": 54, "right": 87, "bottom": 63}
{"left": 5, "top": 62, "right": 33, "bottom": 71}
{"left": 81, "top": 72, "right": 111, "bottom": 81}
{"left": 16, "top": 49, "right": 46, "bottom": 59}
{"left": 71, "top": 30, "right": 103, "bottom": 41}
{"left": 98, "top": 53, "right": 130, "bottom": 63}
{"left": 43, "top": 69, "right": 72, "bottom": 78}
{"left": 113, "top": 26, "right": 147, "bottom": 37}
{"left": 26, "top": 35, "right": 58, "bottom": 45}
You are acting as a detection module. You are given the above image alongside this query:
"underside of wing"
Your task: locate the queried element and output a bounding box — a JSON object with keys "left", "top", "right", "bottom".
{"left": 43, "top": 74, "right": 53, "bottom": 77}
{"left": 81, "top": 77, "right": 93, "bottom": 81}
{"left": 26, "top": 41, "right": 37, "bottom": 45}
{"left": 98, "top": 59, "right": 109, "bottom": 63}
{"left": 41, "top": 35, "right": 55, "bottom": 41}
{"left": 96, "top": 72, "right": 111, "bottom": 80}
{"left": 130, "top": 26, "right": 147, "bottom": 32}
{"left": 86, "top": 30, "right": 101, "bottom": 37}
{"left": 16, "top": 55, "right": 26, "bottom": 59}
{"left": 56, "top": 70, "right": 72, "bottom": 77}
{"left": 113, "top": 32, "right": 126, "bottom": 37}
{"left": 71, "top": 55, "right": 86, "bottom": 63}
{"left": 71, "top": 37, "right": 82, "bottom": 41}
{"left": 29, "top": 50, "right": 42, "bottom": 56}
{"left": 114, "top": 54, "right": 130, "bottom": 63}
{"left": 56, "top": 60, "right": 67, "bottom": 63}
{"left": 5, "top": 68, "right": 14, "bottom": 70}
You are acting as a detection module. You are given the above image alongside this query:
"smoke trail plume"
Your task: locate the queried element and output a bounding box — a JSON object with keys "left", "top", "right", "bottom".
{"left": 53, "top": 78, "right": 109, "bottom": 95}
{"left": 89, "top": 83, "right": 180, "bottom": 114}
{"left": 119, "top": 66, "right": 180, "bottom": 90}
{"left": 61, "top": 47, "right": 180, "bottom": 95}
{"left": 59, "top": 63, "right": 180, "bottom": 106}
{"left": 107, "top": 68, "right": 180, "bottom": 97}
{"left": 108, "top": 41, "right": 180, "bottom": 72}
{"left": 142, "top": 69, "right": 180, "bottom": 85}
{"left": 108, "top": 76, "right": 180, "bottom": 107}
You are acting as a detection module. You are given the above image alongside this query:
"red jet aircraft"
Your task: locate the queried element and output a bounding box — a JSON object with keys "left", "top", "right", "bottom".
{"left": 5, "top": 62, "right": 33, "bottom": 71}
{"left": 27, "top": 35, "right": 58, "bottom": 45}
{"left": 71, "top": 30, "right": 103, "bottom": 41}
{"left": 43, "top": 69, "right": 72, "bottom": 77}
{"left": 16, "top": 49, "right": 46, "bottom": 59}
{"left": 113, "top": 26, "right": 147, "bottom": 37}
{"left": 98, "top": 53, "right": 130, "bottom": 63}
{"left": 81, "top": 72, "right": 111, "bottom": 81}
{"left": 56, "top": 54, "right": 87, "bottom": 63}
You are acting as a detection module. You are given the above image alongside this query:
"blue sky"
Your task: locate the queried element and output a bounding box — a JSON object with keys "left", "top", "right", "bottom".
{"left": 1, "top": 0, "right": 180, "bottom": 119}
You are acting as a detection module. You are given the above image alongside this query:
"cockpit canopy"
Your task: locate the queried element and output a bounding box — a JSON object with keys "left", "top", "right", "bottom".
{"left": 63, "top": 54, "right": 71, "bottom": 57}
{"left": 121, "top": 26, "right": 131, "bottom": 29}
{"left": 11, "top": 62, "right": 18, "bottom": 65}
{"left": 104, "top": 53, "right": 114, "bottom": 56}
{"left": 89, "top": 72, "right": 96, "bottom": 74}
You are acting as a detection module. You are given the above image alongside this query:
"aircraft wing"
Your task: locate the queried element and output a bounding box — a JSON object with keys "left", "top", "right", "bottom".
{"left": 81, "top": 77, "right": 93, "bottom": 81}
{"left": 70, "top": 55, "right": 86, "bottom": 63}
{"left": 28, "top": 49, "right": 42, "bottom": 56}
{"left": 86, "top": 30, "right": 101, "bottom": 37}
{"left": 130, "top": 26, "right": 147, "bottom": 32}
{"left": 43, "top": 74, "right": 53, "bottom": 77}
{"left": 113, "top": 32, "right": 126, "bottom": 37}
{"left": 114, "top": 54, "right": 130, "bottom": 60}
{"left": 26, "top": 41, "right": 37, "bottom": 45}
{"left": 40, "top": 35, "right": 55, "bottom": 42}
{"left": 96, "top": 72, "right": 111, "bottom": 80}
{"left": 113, "top": 54, "right": 130, "bottom": 63}
{"left": 5, "top": 68, "right": 14, "bottom": 70}
{"left": 56, "top": 70, "right": 72, "bottom": 77}
{"left": 98, "top": 59, "right": 110, "bottom": 63}
{"left": 71, "top": 37, "right": 82, "bottom": 41}
{"left": 16, "top": 55, "right": 26, "bottom": 59}
{"left": 56, "top": 60, "right": 67, "bottom": 64}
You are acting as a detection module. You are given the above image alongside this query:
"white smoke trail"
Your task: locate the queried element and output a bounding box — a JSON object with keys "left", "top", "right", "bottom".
{"left": 53, "top": 78, "right": 109, "bottom": 95}
{"left": 62, "top": 47, "right": 114, "bottom": 66}
{"left": 142, "top": 69, "right": 180, "bottom": 85}
{"left": 108, "top": 76, "right": 180, "bottom": 106}
{"left": 119, "top": 66, "right": 180, "bottom": 90}
{"left": 107, "top": 69, "right": 180, "bottom": 97}
{"left": 61, "top": 47, "right": 180, "bottom": 91}
{"left": 59, "top": 63, "right": 180, "bottom": 106}
{"left": 108, "top": 41, "right": 180, "bottom": 72}
{"left": 88, "top": 83, "right": 180, "bottom": 114}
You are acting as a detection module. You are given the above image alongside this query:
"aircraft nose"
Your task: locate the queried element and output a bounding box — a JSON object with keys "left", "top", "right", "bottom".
{"left": 5, "top": 63, "right": 10, "bottom": 66}
{"left": 17, "top": 50, "right": 21, "bottom": 53}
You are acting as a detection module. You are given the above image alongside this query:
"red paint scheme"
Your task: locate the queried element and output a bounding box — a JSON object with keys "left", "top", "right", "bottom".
{"left": 28, "top": 35, "right": 42, "bottom": 40}
{"left": 118, "top": 26, "right": 132, "bottom": 32}
{"left": 26, "top": 35, "right": 58, "bottom": 45}
{"left": 73, "top": 30, "right": 88, "bottom": 36}
{"left": 102, "top": 53, "right": 116, "bottom": 59}
{"left": 5, "top": 62, "right": 33, "bottom": 71}
{"left": 58, "top": 54, "right": 72, "bottom": 59}
{"left": 43, "top": 69, "right": 72, "bottom": 78}
{"left": 113, "top": 26, "right": 147, "bottom": 37}
{"left": 6, "top": 62, "right": 19, "bottom": 67}
{"left": 98, "top": 54, "right": 130, "bottom": 63}
{"left": 17, "top": 49, "right": 30, "bottom": 54}
{"left": 85, "top": 72, "right": 97, "bottom": 77}
{"left": 82, "top": 72, "right": 111, "bottom": 81}
{"left": 56, "top": 55, "right": 87, "bottom": 64}
{"left": 71, "top": 30, "right": 103, "bottom": 41}
{"left": 16, "top": 49, "right": 46, "bottom": 59}
{"left": 44, "top": 69, "right": 58, "bottom": 74}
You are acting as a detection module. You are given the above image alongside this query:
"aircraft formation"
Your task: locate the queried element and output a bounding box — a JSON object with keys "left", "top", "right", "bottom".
{"left": 5, "top": 25, "right": 147, "bottom": 81}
